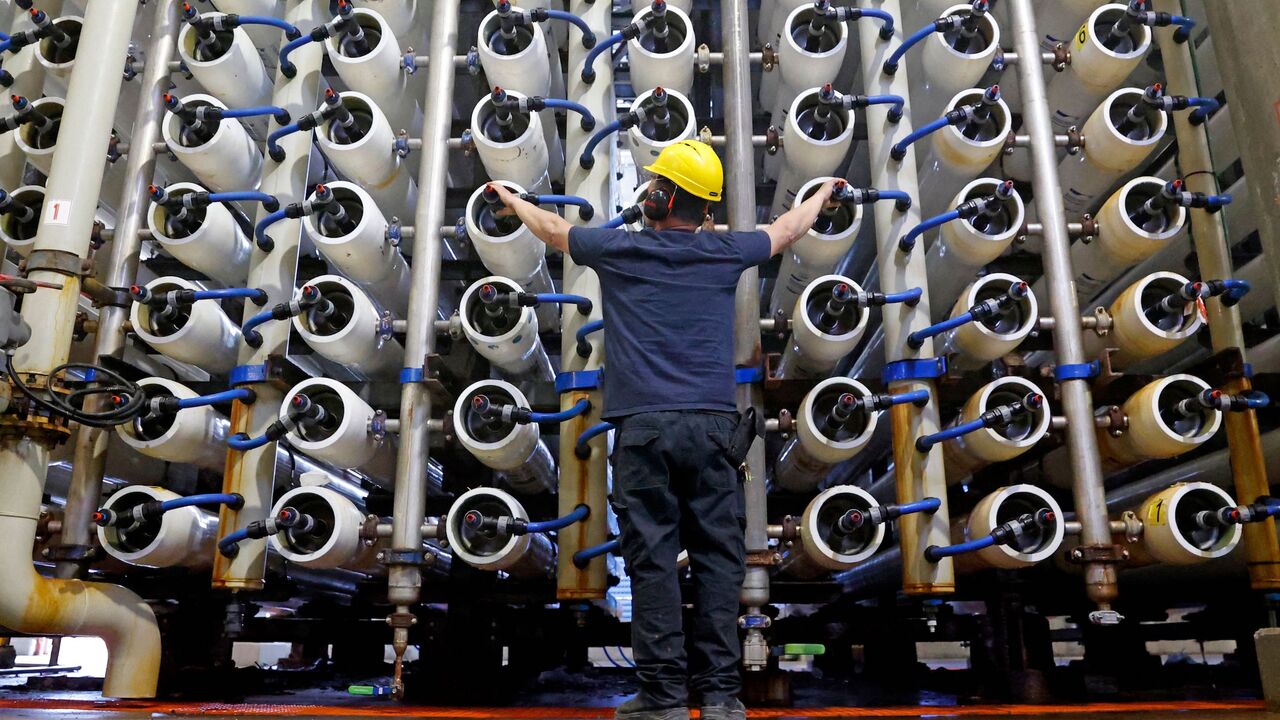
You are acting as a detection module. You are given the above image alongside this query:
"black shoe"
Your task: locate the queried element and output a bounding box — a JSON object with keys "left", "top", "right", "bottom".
{"left": 700, "top": 698, "right": 746, "bottom": 720}
{"left": 615, "top": 695, "right": 690, "bottom": 720}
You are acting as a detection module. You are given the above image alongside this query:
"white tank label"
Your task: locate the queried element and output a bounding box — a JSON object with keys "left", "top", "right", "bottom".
{"left": 45, "top": 199, "right": 71, "bottom": 225}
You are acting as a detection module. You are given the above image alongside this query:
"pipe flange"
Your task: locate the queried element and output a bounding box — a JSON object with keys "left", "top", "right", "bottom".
{"left": 24, "top": 249, "right": 87, "bottom": 278}
{"left": 776, "top": 408, "right": 794, "bottom": 434}
{"left": 385, "top": 610, "right": 418, "bottom": 629}
{"left": 779, "top": 514, "right": 799, "bottom": 543}
{"left": 697, "top": 125, "right": 714, "bottom": 145}
{"left": 1065, "top": 125, "right": 1085, "bottom": 155}
{"left": 376, "top": 547, "right": 434, "bottom": 568}
{"left": 1053, "top": 42, "right": 1070, "bottom": 72}
{"left": 765, "top": 125, "right": 781, "bottom": 155}
{"left": 1002, "top": 131, "right": 1018, "bottom": 156}
{"left": 695, "top": 43, "right": 711, "bottom": 74}
{"left": 360, "top": 514, "right": 381, "bottom": 542}
{"left": 746, "top": 549, "right": 782, "bottom": 567}
{"left": 41, "top": 542, "right": 99, "bottom": 564}
{"left": 1068, "top": 543, "right": 1129, "bottom": 565}
{"left": 1090, "top": 306, "right": 1113, "bottom": 337}
{"left": 1078, "top": 213, "right": 1098, "bottom": 242}
{"left": 1119, "top": 510, "right": 1142, "bottom": 544}
{"left": 760, "top": 42, "right": 777, "bottom": 71}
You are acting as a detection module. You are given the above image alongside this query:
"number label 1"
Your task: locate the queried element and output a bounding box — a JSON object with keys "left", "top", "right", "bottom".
{"left": 45, "top": 198, "right": 71, "bottom": 226}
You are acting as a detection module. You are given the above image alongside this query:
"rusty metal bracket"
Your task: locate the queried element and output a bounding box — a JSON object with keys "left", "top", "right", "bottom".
{"left": 761, "top": 42, "right": 777, "bottom": 71}
{"left": 377, "top": 548, "right": 434, "bottom": 568}
{"left": 765, "top": 125, "right": 781, "bottom": 155}
{"left": 1052, "top": 42, "right": 1070, "bottom": 72}
{"left": 1069, "top": 543, "right": 1129, "bottom": 565}
{"left": 41, "top": 543, "right": 99, "bottom": 564}
{"left": 746, "top": 549, "right": 781, "bottom": 567}
{"left": 22, "top": 249, "right": 86, "bottom": 278}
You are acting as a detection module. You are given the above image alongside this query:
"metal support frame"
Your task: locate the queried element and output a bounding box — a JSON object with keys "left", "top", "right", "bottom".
{"left": 1009, "top": 0, "right": 1118, "bottom": 615}
{"left": 1155, "top": 0, "right": 1280, "bottom": 590}
{"left": 856, "top": 0, "right": 954, "bottom": 596}
{"left": 56, "top": 0, "right": 181, "bottom": 581}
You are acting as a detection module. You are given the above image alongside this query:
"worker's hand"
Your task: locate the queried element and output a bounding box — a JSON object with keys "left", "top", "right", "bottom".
{"left": 819, "top": 179, "right": 842, "bottom": 211}
{"left": 489, "top": 183, "right": 520, "bottom": 217}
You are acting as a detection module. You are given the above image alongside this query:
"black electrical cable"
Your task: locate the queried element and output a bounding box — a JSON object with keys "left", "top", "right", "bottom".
{"left": 4, "top": 353, "right": 147, "bottom": 428}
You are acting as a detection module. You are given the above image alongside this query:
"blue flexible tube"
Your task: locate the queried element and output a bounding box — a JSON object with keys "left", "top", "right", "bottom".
{"left": 543, "top": 9, "right": 597, "bottom": 48}
{"left": 540, "top": 97, "right": 596, "bottom": 131}
{"left": 876, "top": 189, "right": 913, "bottom": 210}
{"left": 883, "top": 22, "right": 936, "bottom": 74}
{"left": 227, "top": 432, "right": 271, "bottom": 451}
{"left": 221, "top": 105, "right": 289, "bottom": 123}
{"left": 1187, "top": 96, "right": 1220, "bottom": 124}
{"left": 602, "top": 214, "right": 628, "bottom": 229}
{"left": 526, "top": 504, "right": 590, "bottom": 534}
{"left": 890, "top": 114, "right": 951, "bottom": 162}
{"left": 235, "top": 15, "right": 301, "bottom": 38}
{"left": 529, "top": 194, "right": 595, "bottom": 219}
{"left": 897, "top": 497, "right": 942, "bottom": 516}
{"left": 925, "top": 533, "right": 997, "bottom": 562}
{"left": 254, "top": 208, "right": 288, "bottom": 251}
{"left": 581, "top": 30, "right": 626, "bottom": 83}
{"left": 857, "top": 7, "right": 896, "bottom": 37}
{"left": 190, "top": 287, "right": 268, "bottom": 303}
{"left": 579, "top": 118, "right": 623, "bottom": 169}
{"left": 575, "top": 421, "right": 615, "bottom": 458}
{"left": 898, "top": 209, "right": 960, "bottom": 253}
{"left": 908, "top": 310, "right": 974, "bottom": 349}
{"left": 267, "top": 121, "right": 303, "bottom": 161}
{"left": 174, "top": 388, "right": 255, "bottom": 409}
{"left": 0, "top": 39, "right": 12, "bottom": 55}
{"left": 918, "top": 417, "right": 987, "bottom": 452}
{"left": 883, "top": 389, "right": 930, "bottom": 407}
{"left": 159, "top": 493, "right": 243, "bottom": 513}
{"left": 530, "top": 398, "right": 590, "bottom": 424}
{"left": 573, "top": 538, "right": 620, "bottom": 567}
{"left": 535, "top": 292, "right": 593, "bottom": 312}
{"left": 1219, "top": 278, "right": 1250, "bottom": 306}
{"left": 241, "top": 307, "right": 277, "bottom": 346}
{"left": 218, "top": 527, "right": 252, "bottom": 557}
{"left": 864, "top": 94, "right": 906, "bottom": 122}
{"left": 207, "top": 191, "right": 277, "bottom": 208}
{"left": 278, "top": 35, "right": 315, "bottom": 77}
{"left": 883, "top": 287, "right": 923, "bottom": 306}
{"left": 1170, "top": 14, "right": 1195, "bottom": 43}
{"left": 1243, "top": 391, "right": 1270, "bottom": 410}
{"left": 575, "top": 319, "right": 605, "bottom": 357}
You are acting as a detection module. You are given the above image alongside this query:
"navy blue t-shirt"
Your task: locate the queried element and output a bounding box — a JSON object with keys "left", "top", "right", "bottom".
{"left": 568, "top": 225, "right": 773, "bottom": 420}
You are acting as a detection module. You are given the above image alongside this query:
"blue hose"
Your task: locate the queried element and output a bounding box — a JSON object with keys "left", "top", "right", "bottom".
{"left": 218, "top": 527, "right": 252, "bottom": 557}
{"left": 1242, "top": 391, "right": 1270, "bottom": 410}
{"left": 535, "top": 292, "right": 593, "bottom": 313}
{"left": 159, "top": 492, "right": 243, "bottom": 513}
{"left": 907, "top": 310, "right": 974, "bottom": 349}
{"left": 254, "top": 208, "right": 288, "bottom": 251}
{"left": 579, "top": 118, "right": 623, "bottom": 169}
{"left": 1187, "top": 96, "right": 1221, "bottom": 125}
{"left": 543, "top": 9, "right": 597, "bottom": 48}
{"left": 925, "top": 533, "right": 997, "bottom": 562}
{"left": 221, "top": 105, "right": 290, "bottom": 124}
{"left": 207, "top": 191, "right": 278, "bottom": 210}
{"left": 528, "top": 194, "right": 595, "bottom": 220}
{"left": 890, "top": 114, "right": 951, "bottom": 162}
{"left": 897, "top": 497, "right": 942, "bottom": 516}
{"left": 227, "top": 432, "right": 271, "bottom": 451}
{"left": 917, "top": 416, "right": 987, "bottom": 452}
{"left": 526, "top": 504, "right": 590, "bottom": 534}
{"left": 174, "top": 388, "right": 255, "bottom": 409}
{"left": 603, "top": 214, "right": 628, "bottom": 229}
{"left": 241, "top": 307, "right": 278, "bottom": 347}
{"left": 234, "top": 15, "right": 301, "bottom": 39}
{"left": 897, "top": 209, "right": 960, "bottom": 253}
{"left": 573, "top": 538, "right": 620, "bottom": 568}
{"left": 530, "top": 398, "right": 591, "bottom": 424}
{"left": 883, "top": 287, "right": 923, "bottom": 306}
{"left": 190, "top": 287, "right": 269, "bottom": 304}
{"left": 267, "top": 121, "right": 303, "bottom": 162}
{"left": 278, "top": 35, "right": 316, "bottom": 78}
{"left": 575, "top": 319, "right": 605, "bottom": 357}
{"left": 876, "top": 189, "right": 913, "bottom": 211}
{"left": 1170, "top": 14, "right": 1195, "bottom": 43}
{"left": 1217, "top": 278, "right": 1250, "bottom": 306}
{"left": 856, "top": 8, "right": 896, "bottom": 39}
{"left": 581, "top": 30, "right": 626, "bottom": 83}
{"left": 864, "top": 94, "right": 906, "bottom": 123}
{"left": 883, "top": 22, "right": 936, "bottom": 74}
{"left": 575, "top": 421, "right": 615, "bottom": 459}
{"left": 541, "top": 97, "right": 596, "bottom": 131}
{"left": 883, "top": 389, "right": 930, "bottom": 407}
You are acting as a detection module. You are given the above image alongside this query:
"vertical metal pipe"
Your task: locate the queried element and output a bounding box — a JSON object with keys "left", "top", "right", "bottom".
{"left": 1009, "top": 0, "right": 1118, "bottom": 613}
{"left": 855, "top": 0, "right": 954, "bottom": 596}
{"left": 385, "top": 0, "right": 456, "bottom": 693}
{"left": 56, "top": 0, "right": 181, "bottom": 581}
{"left": 1154, "top": 3, "right": 1280, "bottom": 590}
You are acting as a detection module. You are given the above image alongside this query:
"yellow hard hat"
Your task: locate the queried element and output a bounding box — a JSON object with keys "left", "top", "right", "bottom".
{"left": 643, "top": 140, "right": 723, "bottom": 202}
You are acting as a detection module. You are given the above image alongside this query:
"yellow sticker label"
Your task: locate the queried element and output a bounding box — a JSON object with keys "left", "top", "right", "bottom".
{"left": 1147, "top": 498, "right": 1167, "bottom": 527}
{"left": 1074, "top": 21, "right": 1089, "bottom": 51}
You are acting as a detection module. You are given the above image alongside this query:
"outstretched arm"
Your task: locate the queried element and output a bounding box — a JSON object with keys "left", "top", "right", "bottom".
{"left": 763, "top": 179, "right": 838, "bottom": 257}
{"left": 490, "top": 183, "right": 574, "bottom": 254}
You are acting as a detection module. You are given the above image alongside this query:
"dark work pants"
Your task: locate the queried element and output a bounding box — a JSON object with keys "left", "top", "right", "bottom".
{"left": 611, "top": 410, "right": 746, "bottom": 708}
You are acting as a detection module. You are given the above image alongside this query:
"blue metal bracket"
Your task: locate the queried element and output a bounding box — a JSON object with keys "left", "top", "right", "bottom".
{"left": 556, "top": 370, "right": 602, "bottom": 394}
{"left": 399, "top": 367, "right": 425, "bottom": 384}
{"left": 1054, "top": 360, "right": 1100, "bottom": 382}
{"left": 882, "top": 357, "right": 947, "bottom": 385}
{"left": 230, "top": 363, "right": 269, "bottom": 386}
{"left": 735, "top": 366, "right": 764, "bottom": 384}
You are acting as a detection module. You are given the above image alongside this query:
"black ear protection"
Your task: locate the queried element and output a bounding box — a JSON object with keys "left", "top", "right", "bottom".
{"left": 642, "top": 178, "right": 678, "bottom": 221}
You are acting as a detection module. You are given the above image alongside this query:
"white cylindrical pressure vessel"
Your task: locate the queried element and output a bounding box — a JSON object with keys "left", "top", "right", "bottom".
{"left": 1046, "top": 4, "right": 1151, "bottom": 132}
{"left": 161, "top": 93, "right": 264, "bottom": 193}
{"left": 957, "top": 484, "right": 1065, "bottom": 571}
{"left": 146, "top": 182, "right": 252, "bottom": 286}
{"left": 471, "top": 88, "right": 552, "bottom": 194}
{"left": 1094, "top": 271, "right": 1203, "bottom": 367}
{"left": 13, "top": 96, "right": 64, "bottom": 177}
{"left": 1070, "top": 177, "right": 1187, "bottom": 301}
{"left": 776, "top": 275, "right": 871, "bottom": 380}
{"left": 628, "top": 4, "right": 695, "bottom": 96}
{"left": 772, "top": 3, "right": 848, "bottom": 127}
{"left": 269, "top": 485, "right": 378, "bottom": 571}
{"left": 774, "top": 378, "right": 878, "bottom": 493}
{"left": 464, "top": 182, "right": 556, "bottom": 328}
{"left": 916, "top": 5, "right": 1001, "bottom": 121}
{"left": 939, "top": 273, "right": 1038, "bottom": 366}
{"left": 632, "top": 0, "right": 693, "bottom": 15}
{"left": 780, "top": 486, "right": 886, "bottom": 578}
{"left": 316, "top": 91, "right": 418, "bottom": 219}
{"left": 770, "top": 177, "right": 862, "bottom": 320}
{"left": 1059, "top": 88, "right": 1168, "bottom": 216}
{"left": 942, "top": 377, "right": 1051, "bottom": 482}
{"left": 0, "top": 184, "right": 45, "bottom": 257}
{"left": 770, "top": 87, "right": 856, "bottom": 217}
{"left": 1135, "top": 482, "right": 1242, "bottom": 565}
{"left": 1099, "top": 374, "right": 1222, "bottom": 468}
{"left": 324, "top": 8, "right": 421, "bottom": 136}
{"left": 454, "top": 380, "right": 557, "bottom": 496}
{"left": 459, "top": 276, "right": 555, "bottom": 389}
{"left": 281, "top": 379, "right": 393, "bottom": 481}
{"left": 353, "top": 0, "right": 417, "bottom": 33}
{"left": 301, "top": 181, "right": 410, "bottom": 317}
{"left": 926, "top": 178, "right": 1026, "bottom": 308}
{"left": 292, "top": 275, "right": 403, "bottom": 377}
{"left": 623, "top": 87, "right": 696, "bottom": 169}
{"left": 34, "top": 14, "right": 82, "bottom": 90}
{"left": 115, "top": 377, "right": 231, "bottom": 471}
{"left": 478, "top": 8, "right": 552, "bottom": 97}
{"left": 177, "top": 16, "right": 272, "bottom": 109}
{"left": 445, "top": 487, "right": 556, "bottom": 577}
{"left": 1033, "top": 0, "right": 1103, "bottom": 46}
{"left": 130, "top": 277, "right": 242, "bottom": 374}
{"left": 918, "top": 89, "right": 1012, "bottom": 215}
{"left": 96, "top": 486, "right": 219, "bottom": 570}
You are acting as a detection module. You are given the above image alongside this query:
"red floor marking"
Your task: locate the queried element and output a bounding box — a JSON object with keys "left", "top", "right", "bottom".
{"left": 0, "top": 699, "right": 1266, "bottom": 717}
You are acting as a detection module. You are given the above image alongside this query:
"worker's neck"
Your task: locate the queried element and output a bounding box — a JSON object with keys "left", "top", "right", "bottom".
{"left": 653, "top": 217, "right": 699, "bottom": 232}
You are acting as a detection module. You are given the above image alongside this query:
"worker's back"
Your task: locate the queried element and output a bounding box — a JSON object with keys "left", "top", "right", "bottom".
{"left": 568, "top": 225, "right": 771, "bottom": 420}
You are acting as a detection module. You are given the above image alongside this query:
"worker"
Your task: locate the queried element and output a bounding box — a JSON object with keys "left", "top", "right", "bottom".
{"left": 490, "top": 139, "right": 839, "bottom": 720}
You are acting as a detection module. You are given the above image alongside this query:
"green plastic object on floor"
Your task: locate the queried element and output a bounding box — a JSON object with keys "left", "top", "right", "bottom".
{"left": 348, "top": 684, "right": 392, "bottom": 697}
{"left": 780, "top": 643, "right": 826, "bottom": 657}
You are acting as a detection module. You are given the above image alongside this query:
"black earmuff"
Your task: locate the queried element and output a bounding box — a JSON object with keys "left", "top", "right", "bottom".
{"left": 642, "top": 179, "right": 677, "bottom": 221}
